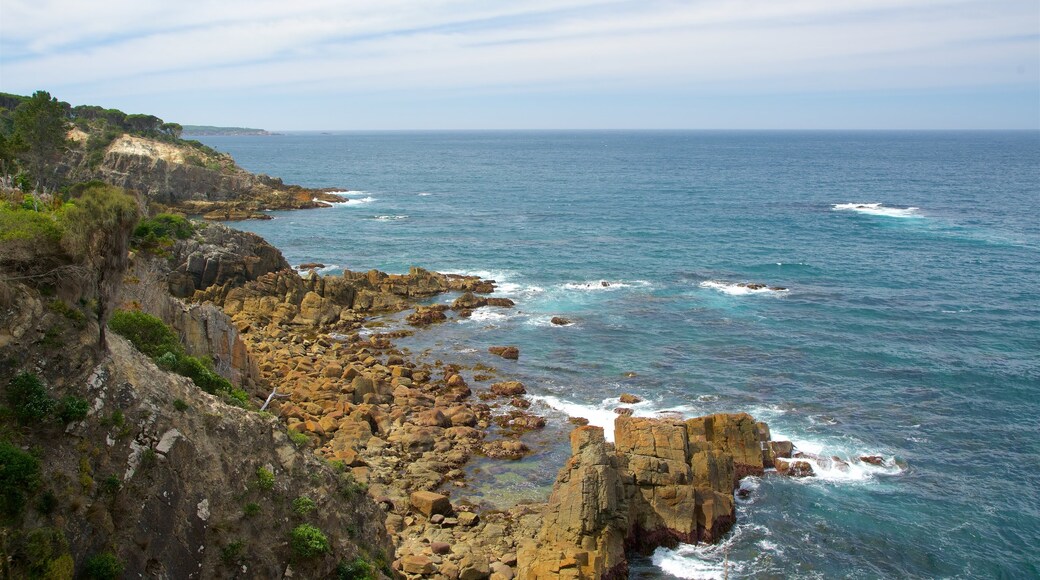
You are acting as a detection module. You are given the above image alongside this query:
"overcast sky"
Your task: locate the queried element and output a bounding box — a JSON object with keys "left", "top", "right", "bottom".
{"left": 1, "top": 0, "right": 1037, "bottom": 129}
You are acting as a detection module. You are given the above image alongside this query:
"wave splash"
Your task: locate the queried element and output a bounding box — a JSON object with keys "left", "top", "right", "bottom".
{"left": 699, "top": 281, "right": 789, "bottom": 296}
{"left": 832, "top": 203, "right": 922, "bottom": 218}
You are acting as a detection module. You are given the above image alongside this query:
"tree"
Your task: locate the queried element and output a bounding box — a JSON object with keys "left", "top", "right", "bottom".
{"left": 61, "top": 184, "right": 140, "bottom": 350}
{"left": 160, "top": 122, "right": 183, "bottom": 139}
{"left": 12, "top": 91, "right": 69, "bottom": 190}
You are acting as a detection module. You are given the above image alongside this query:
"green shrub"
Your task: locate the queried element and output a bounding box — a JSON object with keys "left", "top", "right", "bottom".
{"left": 82, "top": 552, "right": 123, "bottom": 580}
{"left": 35, "top": 490, "right": 57, "bottom": 515}
{"left": 337, "top": 557, "right": 374, "bottom": 580}
{"left": 133, "top": 213, "right": 193, "bottom": 240}
{"left": 0, "top": 440, "right": 41, "bottom": 516}
{"left": 339, "top": 473, "right": 366, "bottom": 501}
{"left": 175, "top": 355, "right": 233, "bottom": 395}
{"left": 110, "top": 310, "right": 240, "bottom": 397}
{"left": 139, "top": 448, "right": 157, "bottom": 468}
{"left": 243, "top": 502, "right": 260, "bottom": 517}
{"left": 57, "top": 395, "right": 89, "bottom": 423}
{"left": 221, "top": 540, "right": 245, "bottom": 565}
{"left": 22, "top": 527, "right": 71, "bottom": 579}
{"left": 288, "top": 430, "right": 310, "bottom": 447}
{"left": 255, "top": 467, "right": 274, "bottom": 491}
{"left": 155, "top": 351, "right": 178, "bottom": 371}
{"left": 225, "top": 388, "right": 249, "bottom": 407}
{"left": 172, "top": 398, "right": 189, "bottom": 412}
{"left": 6, "top": 372, "right": 55, "bottom": 424}
{"left": 47, "top": 300, "right": 86, "bottom": 327}
{"left": 289, "top": 524, "right": 330, "bottom": 559}
{"left": 100, "top": 475, "right": 120, "bottom": 495}
{"left": 292, "top": 496, "right": 316, "bottom": 516}
{"left": 0, "top": 204, "right": 62, "bottom": 244}
{"left": 108, "top": 310, "right": 181, "bottom": 359}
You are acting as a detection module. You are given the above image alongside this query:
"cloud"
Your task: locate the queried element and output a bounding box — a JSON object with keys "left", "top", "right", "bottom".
{"left": 1, "top": 0, "right": 1036, "bottom": 127}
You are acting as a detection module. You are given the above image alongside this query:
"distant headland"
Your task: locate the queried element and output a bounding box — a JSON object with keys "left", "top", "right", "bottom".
{"left": 181, "top": 124, "right": 274, "bottom": 136}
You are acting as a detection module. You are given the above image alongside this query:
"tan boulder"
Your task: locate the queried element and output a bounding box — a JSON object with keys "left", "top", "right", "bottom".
{"left": 490, "top": 381, "right": 526, "bottom": 396}
{"left": 488, "top": 346, "right": 520, "bottom": 360}
{"left": 410, "top": 490, "right": 451, "bottom": 517}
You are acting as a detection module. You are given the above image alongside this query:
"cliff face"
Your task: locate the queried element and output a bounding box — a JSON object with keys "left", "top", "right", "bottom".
{"left": 0, "top": 285, "right": 395, "bottom": 579}
{"left": 63, "top": 134, "right": 343, "bottom": 216}
{"left": 517, "top": 414, "right": 791, "bottom": 579}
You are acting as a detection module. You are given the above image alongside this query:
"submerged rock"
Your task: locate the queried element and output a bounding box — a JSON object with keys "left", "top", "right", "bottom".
{"left": 488, "top": 346, "right": 520, "bottom": 360}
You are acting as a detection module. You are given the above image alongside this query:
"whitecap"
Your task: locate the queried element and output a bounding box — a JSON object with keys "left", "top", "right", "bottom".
{"left": 650, "top": 525, "right": 762, "bottom": 580}
{"left": 561, "top": 280, "right": 653, "bottom": 292}
{"left": 525, "top": 316, "right": 574, "bottom": 328}
{"left": 699, "top": 281, "right": 789, "bottom": 296}
{"left": 530, "top": 395, "right": 679, "bottom": 442}
{"left": 372, "top": 214, "right": 408, "bottom": 221}
{"left": 330, "top": 195, "right": 377, "bottom": 206}
{"left": 459, "top": 309, "right": 519, "bottom": 327}
{"left": 832, "top": 202, "right": 922, "bottom": 218}
{"left": 767, "top": 427, "right": 903, "bottom": 482}
{"left": 294, "top": 264, "right": 338, "bottom": 275}
{"left": 418, "top": 192, "right": 432, "bottom": 196}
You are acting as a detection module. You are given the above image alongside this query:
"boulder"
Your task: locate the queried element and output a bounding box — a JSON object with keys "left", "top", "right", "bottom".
{"left": 550, "top": 316, "right": 571, "bottom": 326}
{"left": 488, "top": 346, "right": 520, "bottom": 360}
{"left": 775, "top": 458, "right": 815, "bottom": 477}
{"left": 481, "top": 439, "right": 531, "bottom": 460}
{"left": 860, "top": 454, "right": 885, "bottom": 466}
{"left": 618, "top": 393, "right": 641, "bottom": 404}
{"left": 407, "top": 305, "right": 449, "bottom": 326}
{"left": 490, "top": 381, "right": 526, "bottom": 396}
{"left": 402, "top": 554, "right": 436, "bottom": 575}
{"left": 410, "top": 491, "right": 452, "bottom": 517}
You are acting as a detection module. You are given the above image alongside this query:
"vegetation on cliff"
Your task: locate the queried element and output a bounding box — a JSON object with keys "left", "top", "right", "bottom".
{"left": 0, "top": 107, "right": 396, "bottom": 576}
{"left": 0, "top": 90, "right": 343, "bottom": 219}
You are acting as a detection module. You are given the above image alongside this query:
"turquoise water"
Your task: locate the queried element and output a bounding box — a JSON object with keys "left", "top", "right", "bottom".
{"left": 198, "top": 131, "right": 1040, "bottom": 578}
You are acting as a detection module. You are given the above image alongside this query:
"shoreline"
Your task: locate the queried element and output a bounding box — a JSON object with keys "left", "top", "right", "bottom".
{"left": 188, "top": 218, "right": 890, "bottom": 578}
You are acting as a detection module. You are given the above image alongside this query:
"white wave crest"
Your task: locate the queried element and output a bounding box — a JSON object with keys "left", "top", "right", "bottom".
{"left": 699, "top": 281, "right": 789, "bottom": 296}
{"left": 832, "top": 203, "right": 922, "bottom": 218}
{"left": 295, "top": 263, "right": 338, "bottom": 275}
{"left": 767, "top": 427, "right": 903, "bottom": 482}
{"left": 418, "top": 192, "right": 432, "bottom": 196}
{"left": 529, "top": 394, "right": 668, "bottom": 442}
{"left": 650, "top": 524, "right": 764, "bottom": 579}
{"left": 460, "top": 309, "right": 519, "bottom": 326}
{"left": 561, "top": 280, "right": 652, "bottom": 292}
{"left": 331, "top": 195, "right": 377, "bottom": 206}
{"left": 372, "top": 214, "right": 408, "bottom": 221}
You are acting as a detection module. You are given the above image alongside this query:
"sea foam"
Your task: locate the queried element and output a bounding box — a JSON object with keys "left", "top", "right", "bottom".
{"left": 699, "top": 281, "right": 789, "bottom": 296}
{"left": 330, "top": 194, "right": 376, "bottom": 206}
{"left": 561, "top": 280, "right": 652, "bottom": 292}
{"left": 832, "top": 203, "right": 922, "bottom": 218}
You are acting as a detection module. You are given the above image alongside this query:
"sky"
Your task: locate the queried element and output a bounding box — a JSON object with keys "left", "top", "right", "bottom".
{"left": 1, "top": 0, "right": 1038, "bottom": 130}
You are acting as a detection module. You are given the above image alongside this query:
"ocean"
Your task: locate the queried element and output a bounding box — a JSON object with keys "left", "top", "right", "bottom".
{"left": 195, "top": 131, "right": 1040, "bottom": 578}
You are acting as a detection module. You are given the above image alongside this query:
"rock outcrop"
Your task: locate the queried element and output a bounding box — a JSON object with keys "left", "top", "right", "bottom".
{"left": 518, "top": 413, "right": 790, "bottom": 579}
{"left": 166, "top": 222, "right": 291, "bottom": 298}
{"left": 64, "top": 134, "right": 345, "bottom": 214}
{"left": 0, "top": 286, "right": 395, "bottom": 578}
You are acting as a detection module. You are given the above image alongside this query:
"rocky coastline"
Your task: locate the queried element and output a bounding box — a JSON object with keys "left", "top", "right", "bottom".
{"left": 138, "top": 221, "right": 816, "bottom": 579}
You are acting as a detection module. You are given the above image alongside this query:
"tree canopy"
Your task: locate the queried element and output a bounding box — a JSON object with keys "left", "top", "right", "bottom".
{"left": 12, "top": 91, "right": 69, "bottom": 189}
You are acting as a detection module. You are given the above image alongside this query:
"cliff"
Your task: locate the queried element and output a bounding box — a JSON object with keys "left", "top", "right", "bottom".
{"left": 63, "top": 133, "right": 344, "bottom": 219}
{"left": 517, "top": 414, "right": 793, "bottom": 579}
{"left": 0, "top": 282, "right": 395, "bottom": 578}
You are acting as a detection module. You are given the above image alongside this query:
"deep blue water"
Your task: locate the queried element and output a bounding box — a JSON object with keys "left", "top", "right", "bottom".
{"left": 197, "top": 131, "right": 1040, "bottom": 579}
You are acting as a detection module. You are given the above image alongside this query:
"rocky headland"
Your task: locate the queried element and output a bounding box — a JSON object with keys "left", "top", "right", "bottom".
{"left": 110, "top": 220, "right": 813, "bottom": 579}
{"left": 63, "top": 131, "right": 349, "bottom": 220}
{"left": 0, "top": 93, "right": 816, "bottom": 577}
